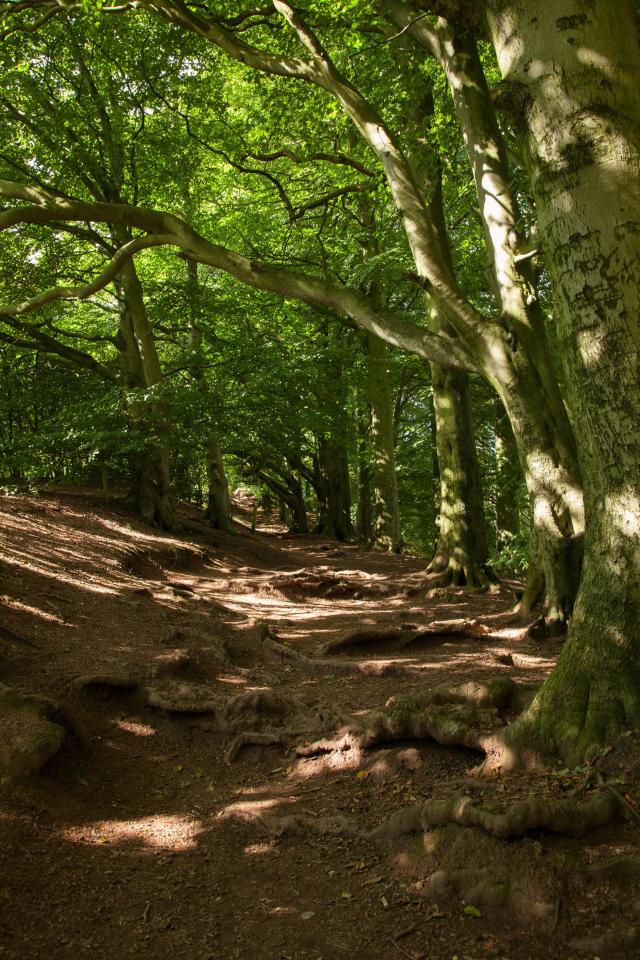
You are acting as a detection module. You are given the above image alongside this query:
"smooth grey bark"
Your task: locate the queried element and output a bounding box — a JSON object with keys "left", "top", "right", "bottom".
{"left": 385, "top": 0, "right": 584, "bottom": 617}
{"left": 485, "top": 0, "right": 640, "bottom": 763}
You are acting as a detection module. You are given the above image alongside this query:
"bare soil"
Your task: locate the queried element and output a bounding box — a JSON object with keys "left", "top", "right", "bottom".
{"left": 0, "top": 489, "right": 638, "bottom": 960}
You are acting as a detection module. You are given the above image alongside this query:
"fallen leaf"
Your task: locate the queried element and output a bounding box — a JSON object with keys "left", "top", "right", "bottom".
{"left": 381, "top": 896, "right": 390, "bottom": 909}
{"left": 356, "top": 770, "right": 370, "bottom": 781}
{"left": 341, "top": 891, "right": 352, "bottom": 899}
{"left": 463, "top": 905, "right": 482, "bottom": 918}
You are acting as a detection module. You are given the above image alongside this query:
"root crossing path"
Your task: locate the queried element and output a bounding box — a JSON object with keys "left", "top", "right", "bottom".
{"left": 1, "top": 491, "right": 639, "bottom": 960}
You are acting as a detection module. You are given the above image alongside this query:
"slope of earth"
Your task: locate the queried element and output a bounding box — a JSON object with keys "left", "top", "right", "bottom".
{"left": 0, "top": 490, "right": 638, "bottom": 960}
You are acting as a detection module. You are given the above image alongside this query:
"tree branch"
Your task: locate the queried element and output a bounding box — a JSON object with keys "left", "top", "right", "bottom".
{"left": 248, "top": 148, "right": 376, "bottom": 178}
{"left": 0, "top": 233, "right": 174, "bottom": 317}
{"left": 0, "top": 180, "right": 479, "bottom": 373}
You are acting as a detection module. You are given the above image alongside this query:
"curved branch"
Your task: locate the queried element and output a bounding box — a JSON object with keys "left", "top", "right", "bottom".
{"left": 248, "top": 148, "right": 376, "bottom": 178}
{"left": 142, "top": 0, "right": 319, "bottom": 81}
{"left": 0, "top": 234, "right": 174, "bottom": 317}
{"left": 0, "top": 315, "right": 118, "bottom": 382}
{"left": 0, "top": 182, "right": 479, "bottom": 372}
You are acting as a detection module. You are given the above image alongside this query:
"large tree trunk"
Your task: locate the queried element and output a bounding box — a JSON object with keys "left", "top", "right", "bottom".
{"left": 365, "top": 333, "right": 402, "bottom": 552}
{"left": 486, "top": 0, "right": 640, "bottom": 763}
{"left": 386, "top": 4, "right": 584, "bottom": 618}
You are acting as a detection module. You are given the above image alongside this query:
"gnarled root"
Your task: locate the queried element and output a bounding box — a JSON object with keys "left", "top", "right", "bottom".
{"left": 319, "top": 619, "right": 495, "bottom": 657}
{"left": 371, "top": 790, "right": 621, "bottom": 842}
{"left": 224, "top": 731, "right": 285, "bottom": 764}
{"left": 570, "top": 926, "right": 640, "bottom": 955}
{"left": 360, "top": 684, "right": 508, "bottom": 754}
{"left": 263, "top": 635, "right": 418, "bottom": 677}
{"left": 0, "top": 684, "right": 68, "bottom": 781}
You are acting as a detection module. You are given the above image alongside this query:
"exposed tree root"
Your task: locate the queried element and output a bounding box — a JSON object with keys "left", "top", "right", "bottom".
{"left": 257, "top": 811, "right": 359, "bottom": 839}
{"left": 120, "top": 544, "right": 210, "bottom": 580}
{"left": 263, "top": 635, "right": 418, "bottom": 677}
{"left": 318, "top": 628, "right": 405, "bottom": 656}
{"left": 224, "top": 731, "right": 285, "bottom": 764}
{"left": 370, "top": 790, "right": 622, "bottom": 842}
{"left": 360, "top": 696, "right": 504, "bottom": 753}
{"left": 319, "top": 618, "right": 499, "bottom": 658}
{"left": 71, "top": 662, "right": 343, "bottom": 764}
{"left": 0, "top": 684, "right": 68, "bottom": 782}
{"left": 588, "top": 855, "right": 640, "bottom": 880}
{"left": 267, "top": 568, "right": 398, "bottom": 602}
{"left": 569, "top": 926, "right": 640, "bottom": 955}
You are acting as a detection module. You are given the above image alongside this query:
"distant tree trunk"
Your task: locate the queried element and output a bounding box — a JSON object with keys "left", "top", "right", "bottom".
{"left": 365, "top": 333, "right": 402, "bottom": 552}
{"left": 185, "top": 260, "right": 232, "bottom": 530}
{"left": 259, "top": 467, "right": 308, "bottom": 535}
{"left": 114, "top": 256, "right": 178, "bottom": 531}
{"left": 314, "top": 436, "right": 352, "bottom": 541}
{"left": 403, "top": 84, "right": 490, "bottom": 586}
{"left": 486, "top": 0, "right": 640, "bottom": 763}
{"left": 428, "top": 361, "right": 490, "bottom": 586}
{"left": 494, "top": 399, "right": 520, "bottom": 551}
{"left": 204, "top": 428, "right": 232, "bottom": 529}
{"left": 355, "top": 406, "right": 373, "bottom": 546}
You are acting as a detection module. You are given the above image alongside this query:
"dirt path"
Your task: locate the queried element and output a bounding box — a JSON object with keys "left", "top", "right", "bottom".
{"left": 0, "top": 491, "right": 638, "bottom": 960}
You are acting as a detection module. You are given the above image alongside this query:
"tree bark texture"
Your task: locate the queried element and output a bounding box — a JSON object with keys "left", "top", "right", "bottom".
{"left": 486, "top": 0, "right": 640, "bottom": 761}
{"left": 114, "top": 257, "right": 178, "bottom": 531}
{"left": 365, "top": 333, "right": 402, "bottom": 552}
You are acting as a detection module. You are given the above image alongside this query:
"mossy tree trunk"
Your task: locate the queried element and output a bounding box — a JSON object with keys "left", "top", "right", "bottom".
{"left": 428, "top": 362, "right": 490, "bottom": 586}
{"left": 313, "top": 436, "right": 352, "bottom": 542}
{"left": 365, "top": 333, "right": 402, "bottom": 552}
{"left": 495, "top": 399, "right": 521, "bottom": 552}
{"left": 486, "top": 0, "right": 640, "bottom": 762}
{"left": 403, "top": 79, "right": 490, "bottom": 586}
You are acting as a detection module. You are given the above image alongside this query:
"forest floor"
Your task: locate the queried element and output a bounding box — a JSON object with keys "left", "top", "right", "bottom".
{"left": 1, "top": 490, "right": 639, "bottom": 960}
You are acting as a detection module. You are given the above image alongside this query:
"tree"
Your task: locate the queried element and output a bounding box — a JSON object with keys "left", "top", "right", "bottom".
{"left": 482, "top": 0, "right": 640, "bottom": 763}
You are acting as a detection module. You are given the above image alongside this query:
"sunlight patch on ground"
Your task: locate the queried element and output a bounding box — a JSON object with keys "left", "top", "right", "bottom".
{"left": 243, "top": 841, "right": 277, "bottom": 856}
{"left": 112, "top": 718, "right": 156, "bottom": 737}
{"left": 0, "top": 594, "right": 69, "bottom": 625}
{"left": 64, "top": 814, "right": 202, "bottom": 850}
{"left": 217, "top": 797, "right": 297, "bottom": 823}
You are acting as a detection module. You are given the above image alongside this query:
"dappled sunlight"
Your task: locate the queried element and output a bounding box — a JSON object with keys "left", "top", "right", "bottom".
{"left": 0, "top": 593, "right": 70, "bottom": 625}
{"left": 63, "top": 814, "right": 203, "bottom": 851}
{"left": 217, "top": 797, "right": 297, "bottom": 823}
{"left": 244, "top": 841, "right": 278, "bottom": 856}
{"left": 112, "top": 719, "right": 156, "bottom": 737}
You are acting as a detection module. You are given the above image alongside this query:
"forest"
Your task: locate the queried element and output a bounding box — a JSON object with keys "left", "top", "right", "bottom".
{"left": 0, "top": 1, "right": 639, "bottom": 958}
